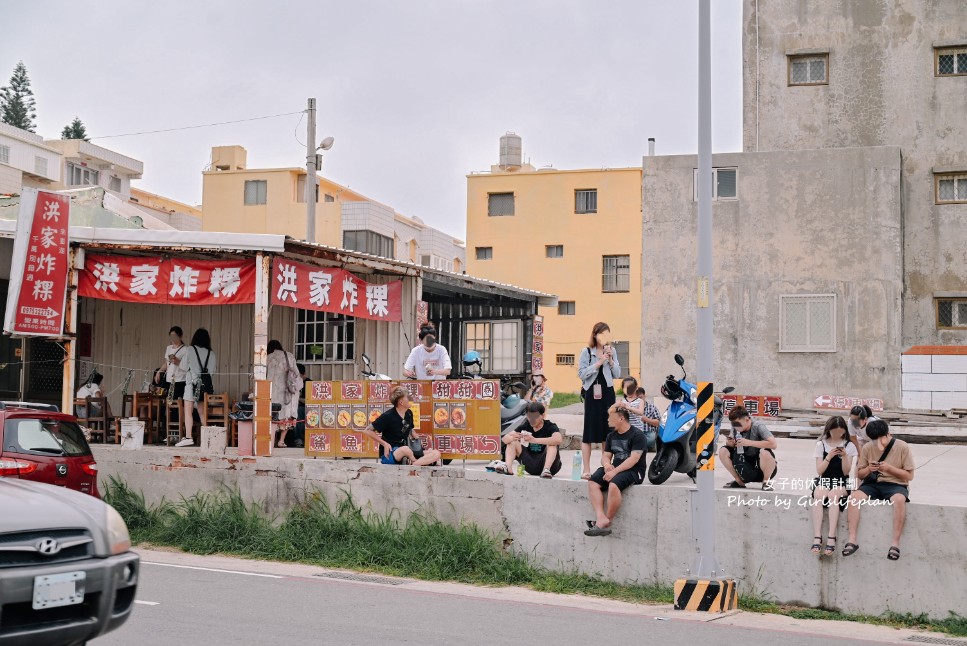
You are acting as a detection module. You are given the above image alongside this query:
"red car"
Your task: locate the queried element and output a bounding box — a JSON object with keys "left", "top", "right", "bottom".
{"left": 0, "top": 403, "right": 100, "bottom": 498}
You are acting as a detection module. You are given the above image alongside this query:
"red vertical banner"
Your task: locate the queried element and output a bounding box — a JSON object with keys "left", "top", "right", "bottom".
{"left": 9, "top": 192, "right": 70, "bottom": 337}
{"left": 532, "top": 315, "right": 544, "bottom": 373}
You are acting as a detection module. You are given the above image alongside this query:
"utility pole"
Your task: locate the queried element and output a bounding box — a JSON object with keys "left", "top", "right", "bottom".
{"left": 305, "top": 97, "right": 317, "bottom": 243}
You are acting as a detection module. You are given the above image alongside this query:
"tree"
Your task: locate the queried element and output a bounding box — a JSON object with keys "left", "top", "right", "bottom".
{"left": 61, "top": 117, "right": 89, "bottom": 141}
{"left": 0, "top": 61, "right": 37, "bottom": 133}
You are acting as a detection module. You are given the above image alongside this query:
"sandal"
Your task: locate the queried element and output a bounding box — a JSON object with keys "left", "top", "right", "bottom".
{"left": 724, "top": 481, "right": 747, "bottom": 489}
{"left": 887, "top": 546, "right": 900, "bottom": 561}
{"left": 276, "top": 441, "right": 287, "bottom": 448}
{"left": 842, "top": 542, "right": 859, "bottom": 557}
{"left": 584, "top": 522, "right": 612, "bottom": 537}
{"left": 493, "top": 463, "right": 509, "bottom": 475}
{"left": 824, "top": 536, "right": 837, "bottom": 557}
{"left": 810, "top": 537, "right": 822, "bottom": 555}
{"left": 540, "top": 469, "right": 553, "bottom": 479}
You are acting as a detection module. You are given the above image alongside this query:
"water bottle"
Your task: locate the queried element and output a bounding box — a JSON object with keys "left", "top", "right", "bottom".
{"left": 515, "top": 462, "right": 526, "bottom": 477}
{"left": 571, "top": 453, "right": 582, "bottom": 480}
{"left": 735, "top": 431, "right": 745, "bottom": 455}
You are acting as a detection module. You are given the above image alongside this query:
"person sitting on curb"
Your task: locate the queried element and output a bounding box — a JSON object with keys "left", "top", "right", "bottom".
{"left": 842, "top": 419, "right": 915, "bottom": 561}
{"left": 719, "top": 405, "right": 778, "bottom": 491}
{"left": 494, "top": 402, "right": 562, "bottom": 478}
{"left": 584, "top": 405, "right": 648, "bottom": 537}
{"left": 363, "top": 386, "right": 442, "bottom": 467}
{"left": 809, "top": 416, "right": 856, "bottom": 557}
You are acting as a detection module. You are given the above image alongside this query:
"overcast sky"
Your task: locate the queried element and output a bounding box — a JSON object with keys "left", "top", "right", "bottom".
{"left": 3, "top": 1, "right": 743, "bottom": 239}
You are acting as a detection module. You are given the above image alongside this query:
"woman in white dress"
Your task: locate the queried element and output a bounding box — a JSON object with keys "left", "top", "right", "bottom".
{"left": 266, "top": 339, "right": 301, "bottom": 448}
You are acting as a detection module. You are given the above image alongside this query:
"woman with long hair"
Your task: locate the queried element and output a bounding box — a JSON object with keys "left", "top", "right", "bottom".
{"left": 266, "top": 339, "right": 302, "bottom": 448}
{"left": 176, "top": 328, "right": 216, "bottom": 448}
{"left": 809, "top": 416, "right": 856, "bottom": 557}
{"left": 576, "top": 322, "right": 620, "bottom": 479}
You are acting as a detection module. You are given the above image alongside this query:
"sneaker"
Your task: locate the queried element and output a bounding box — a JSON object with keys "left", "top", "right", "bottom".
{"left": 174, "top": 437, "right": 194, "bottom": 448}
{"left": 762, "top": 481, "right": 775, "bottom": 492}
{"left": 493, "top": 463, "right": 509, "bottom": 475}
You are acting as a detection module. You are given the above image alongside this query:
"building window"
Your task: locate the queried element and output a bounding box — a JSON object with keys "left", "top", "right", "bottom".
{"left": 788, "top": 54, "right": 828, "bottom": 85}
{"left": 296, "top": 309, "right": 354, "bottom": 363}
{"left": 463, "top": 320, "right": 521, "bottom": 373}
{"left": 420, "top": 255, "right": 454, "bottom": 272}
{"left": 602, "top": 255, "right": 631, "bottom": 293}
{"left": 937, "top": 298, "right": 967, "bottom": 329}
{"left": 612, "top": 341, "right": 630, "bottom": 375}
{"left": 475, "top": 246, "right": 493, "bottom": 260}
{"left": 65, "top": 161, "right": 98, "bottom": 186}
{"left": 109, "top": 176, "right": 121, "bottom": 192}
{"left": 0, "top": 144, "right": 9, "bottom": 164}
{"left": 244, "top": 180, "right": 267, "bottom": 205}
{"left": 343, "top": 230, "right": 394, "bottom": 258}
{"left": 34, "top": 156, "right": 48, "bottom": 177}
{"left": 295, "top": 175, "right": 320, "bottom": 203}
{"left": 936, "top": 173, "right": 967, "bottom": 204}
{"left": 557, "top": 301, "right": 576, "bottom": 316}
{"left": 693, "top": 168, "right": 737, "bottom": 201}
{"left": 779, "top": 294, "right": 836, "bottom": 352}
{"left": 324, "top": 193, "right": 335, "bottom": 202}
{"left": 487, "top": 192, "right": 515, "bottom": 216}
{"left": 556, "top": 354, "right": 575, "bottom": 366}
{"left": 546, "top": 245, "right": 564, "bottom": 258}
{"left": 936, "top": 46, "right": 967, "bottom": 76}
{"left": 575, "top": 189, "right": 598, "bottom": 214}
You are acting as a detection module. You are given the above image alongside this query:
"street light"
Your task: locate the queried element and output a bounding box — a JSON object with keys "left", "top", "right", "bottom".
{"left": 305, "top": 97, "right": 335, "bottom": 243}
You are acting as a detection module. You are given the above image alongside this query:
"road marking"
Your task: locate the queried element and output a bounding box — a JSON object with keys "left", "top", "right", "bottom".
{"left": 142, "top": 561, "right": 284, "bottom": 579}
{"left": 135, "top": 600, "right": 160, "bottom": 606}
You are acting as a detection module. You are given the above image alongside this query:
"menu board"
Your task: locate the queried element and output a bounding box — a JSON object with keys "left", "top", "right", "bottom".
{"left": 304, "top": 380, "right": 501, "bottom": 461}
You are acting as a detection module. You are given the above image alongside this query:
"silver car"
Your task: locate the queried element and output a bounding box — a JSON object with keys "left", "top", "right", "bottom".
{"left": 0, "top": 479, "right": 138, "bottom": 645}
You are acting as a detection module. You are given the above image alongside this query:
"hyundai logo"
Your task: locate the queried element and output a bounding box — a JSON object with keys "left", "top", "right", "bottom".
{"left": 36, "top": 538, "right": 62, "bottom": 556}
{"left": 56, "top": 464, "right": 68, "bottom": 476}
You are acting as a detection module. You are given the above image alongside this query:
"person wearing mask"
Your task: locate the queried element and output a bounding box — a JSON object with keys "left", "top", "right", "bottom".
{"left": 177, "top": 328, "right": 216, "bottom": 448}
{"left": 809, "top": 416, "right": 856, "bottom": 557}
{"left": 161, "top": 326, "right": 188, "bottom": 403}
{"left": 577, "top": 322, "right": 620, "bottom": 479}
{"left": 403, "top": 324, "right": 452, "bottom": 380}
{"left": 847, "top": 405, "right": 879, "bottom": 454}
{"left": 266, "top": 340, "right": 302, "bottom": 448}
{"left": 525, "top": 370, "right": 553, "bottom": 411}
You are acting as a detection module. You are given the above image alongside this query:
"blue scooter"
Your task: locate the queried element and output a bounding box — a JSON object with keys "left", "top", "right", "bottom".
{"left": 647, "top": 354, "right": 733, "bottom": 485}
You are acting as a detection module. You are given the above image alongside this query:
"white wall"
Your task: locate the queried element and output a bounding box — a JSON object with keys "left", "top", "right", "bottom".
{"left": 901, "top": 353, "right": 967, "bottom": 410}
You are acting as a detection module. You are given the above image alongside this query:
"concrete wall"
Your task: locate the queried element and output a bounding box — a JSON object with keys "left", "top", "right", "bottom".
{"left": 95, "top": 447, "right": 967, "bottom": 620}
{"left": 742, "top": 0, "right": 967, "bottom": 351}
{"left": 901, "top": 351, "right": 967, "bottom": 410}
{"left": 642, "top": 147, "right": 903, "bottom": 408}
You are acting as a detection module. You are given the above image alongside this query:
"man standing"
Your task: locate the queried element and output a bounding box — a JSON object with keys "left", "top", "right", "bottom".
{"left": 584, "top": 405, "right": 648, "bottom": 537}
{"left": 719, "top": 405, "right": 778, "bottom": 490}
{"left": 843, "top": 420, "right": 915, "bottom": 560}
{"left": 403, "top": 324, "right": 452, "bottom": 380}
{"left": 495, "top": 402, "right": 562, "bottom": 478}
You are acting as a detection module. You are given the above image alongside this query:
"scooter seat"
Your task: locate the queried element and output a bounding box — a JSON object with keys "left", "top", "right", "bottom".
{"left": 500, "top": 402, "right": 527, "bottom": 421}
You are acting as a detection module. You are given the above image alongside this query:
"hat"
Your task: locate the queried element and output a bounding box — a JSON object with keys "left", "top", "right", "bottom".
{"left": 532, "top": 370, "right": 546, "bottom": 378}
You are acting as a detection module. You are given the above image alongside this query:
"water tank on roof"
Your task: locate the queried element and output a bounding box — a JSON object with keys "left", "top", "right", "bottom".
{"left": 499, "top": 132, "right": 522, "bottom": 170}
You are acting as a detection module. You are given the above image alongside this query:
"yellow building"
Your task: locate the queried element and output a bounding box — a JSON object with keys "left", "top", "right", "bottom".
{"left": 466, "top": 135, "right": 642, "bottom": 392}
{"left": 201, "top": 145, "right": 366, "bottom": 246}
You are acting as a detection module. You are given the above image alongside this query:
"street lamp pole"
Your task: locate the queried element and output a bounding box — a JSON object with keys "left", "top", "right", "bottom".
{"left": 305, "top": 97, "right": 317, "bottom": 243}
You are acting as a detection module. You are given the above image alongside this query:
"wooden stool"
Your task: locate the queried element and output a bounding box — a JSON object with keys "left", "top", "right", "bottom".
{"left": 202, "top": 393, "right": 229, "bottom": 428}
{"left": 165, "top": 399, "right": 183, "bottom": 445}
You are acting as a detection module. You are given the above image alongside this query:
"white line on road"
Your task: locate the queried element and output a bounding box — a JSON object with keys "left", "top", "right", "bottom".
{"left": 142, "top": 561, "right": 284, "bottom": 579}
{"left": 134, "top": 600, "right": 160, "bottom": 606}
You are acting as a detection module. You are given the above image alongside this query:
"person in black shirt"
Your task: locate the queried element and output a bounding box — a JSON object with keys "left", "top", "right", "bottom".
{"left": 585, "top": 405, "right": 647, "bottom": 536}
{"left": 495, "top": 402, "right": 563, "bottom": 477}
{"left": 363, "top": 386, "right": 441, "bottom": 466}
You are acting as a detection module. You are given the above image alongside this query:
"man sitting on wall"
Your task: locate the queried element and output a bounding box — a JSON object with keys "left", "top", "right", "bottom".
{"left": 363, "top": 386, "right": 441, "bottom": 467}
{"left": 494, "top": 402, "right": 562, "bottom": 478}
{"left": 584, "top": 405, "right": 648, "bottom": 537}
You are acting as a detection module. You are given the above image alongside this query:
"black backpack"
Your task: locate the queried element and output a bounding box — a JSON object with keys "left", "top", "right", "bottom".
{"left": 194, "top": 347, "right": 214, "bottom": 396}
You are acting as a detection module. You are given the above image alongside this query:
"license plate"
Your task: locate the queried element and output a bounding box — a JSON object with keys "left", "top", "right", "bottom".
{"left": 33, "top": 571, "right": 86, "bottom": 610}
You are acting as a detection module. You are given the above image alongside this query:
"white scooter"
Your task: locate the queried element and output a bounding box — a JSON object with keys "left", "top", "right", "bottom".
{"left": 360, "top": 354, "right": 391, "bottom": 380}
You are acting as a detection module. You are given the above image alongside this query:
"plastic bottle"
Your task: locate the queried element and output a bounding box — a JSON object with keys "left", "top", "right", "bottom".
{"left": 735, "top": 431, "right": 745, "bottom": 455}
{"left": 516, "top": 462, "right": 526, "bottom": 477}
{"left": 571, "top": 453, "right": 582, "bottom": 480}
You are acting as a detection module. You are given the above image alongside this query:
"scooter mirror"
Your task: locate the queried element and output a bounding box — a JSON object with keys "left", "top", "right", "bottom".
{"left": 722, "top": 386, "right": 735, "bottom": 394}
{"left": 674, "top": 354, "right": 685, "bottom": 367}
{"left": 362, "top": 353, "right": 371, "bottom": 365}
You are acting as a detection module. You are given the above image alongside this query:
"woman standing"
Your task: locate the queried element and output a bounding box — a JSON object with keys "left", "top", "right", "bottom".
{"left": 176, "top": 328, "right": 216, "bottom": 448}
{"left": 809, "top": 416, "right": 856, "bottom": 557}
{"left": 266, "top": 339, "right": 302, "bottom": 448}
{"left": 577, "top": 322, "right": 620, "bottom": 479}
{"left": 161, "top": 326, "right": 188, "bottom": 402}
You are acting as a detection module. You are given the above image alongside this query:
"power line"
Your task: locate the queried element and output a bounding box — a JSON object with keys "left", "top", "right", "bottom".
{"left": 88, "top": 110, "right": 306, "bottom": 141}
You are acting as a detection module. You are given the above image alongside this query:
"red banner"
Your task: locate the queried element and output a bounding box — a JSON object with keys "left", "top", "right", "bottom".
{"left": 12, "top": 192, "right": 70, "bottom": 336}
{"left": 271, "top": 258, "right": 402, "bottom": 322}
{"left": 721, "top": 394, "right": 783, "bottom": 418}
{"left": 78, "top": 254, "right": 256, "bottom": 305}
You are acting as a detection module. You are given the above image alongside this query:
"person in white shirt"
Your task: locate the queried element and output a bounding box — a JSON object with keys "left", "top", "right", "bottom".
{"left": 847, "top": 405, "right": 879, "bottom": 452}
{"left": 403, "top": 324, "right": 451, "bottom": 380}
{"left": 76, "top": 374, "right": 106, "bottom": 418}
{"left": 177, "top": 328, "right": 217, "bottom": 448}
{"left": 161, "top": 326, "right": 188, "bottom": 400}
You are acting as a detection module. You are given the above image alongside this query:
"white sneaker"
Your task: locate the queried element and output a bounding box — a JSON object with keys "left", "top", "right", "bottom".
{"left": 174, "top": 438, "right": 194, "bottom": 448}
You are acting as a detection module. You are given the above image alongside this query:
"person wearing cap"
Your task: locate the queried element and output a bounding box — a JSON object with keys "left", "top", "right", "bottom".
{"left": 403, "top": 324, "right": 452, "bottom": 381}
{"left": 525, "top": 370, "right": 553, "bottom": 412}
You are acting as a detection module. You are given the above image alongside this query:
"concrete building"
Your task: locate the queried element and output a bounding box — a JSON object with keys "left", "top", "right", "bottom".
{"left": 45, "top": 138, "right": 143, "bottom": 199}
{"left": 129, "top": 188, "right": 202, "bottom": 231}
{"left": 466, "top": 134, "right": 642, "bottom": 387}
{"left": 0, "top": 122, "right": 61, "bottom": 193}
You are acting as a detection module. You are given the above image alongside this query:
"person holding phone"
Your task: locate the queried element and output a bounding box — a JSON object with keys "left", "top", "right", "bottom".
{"left": 577, "top": 322, "right": 620, "bottom": 479}
{"left": 525, "top": 370, "right": 553, "bottom": 412}
{"left": 494, "top": 402, "right": 562, "bottom": 478}
{"left": 719, "top": 405, "right": 778, "bottom": 490}
{"left": 809, "top": 416, "right": 856, "bottom": 557}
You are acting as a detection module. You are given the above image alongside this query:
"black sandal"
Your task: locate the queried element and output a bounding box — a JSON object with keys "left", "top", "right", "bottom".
{"left": 887, "top": 546, "right": 900, "bottom": 560}
{"left": 811, "top": 537, "right": 822, "bottom": 555}
{"left": 724, "top": 481, "right": 747, "bottom": 489}
{"left": 842, "top": 542, "right": 859, "bottom": 557}
{"left": 824, "top": 536, "right": 836, "bottom": 557}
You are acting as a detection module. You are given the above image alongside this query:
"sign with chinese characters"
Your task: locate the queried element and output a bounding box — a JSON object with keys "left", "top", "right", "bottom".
{"left": 304, "top": 380, "right": 501, "bottom": 460}
{"left": 5, "top": 191, "right": 70, "bottom": 337}
{"left": 532, "top": 315, "right": 544, "bottom": 373}
{"left": 813, "top": 395, "right": 884, "bottom": 412}
{"left": 271, "top": 258, "right": 403, "bottom": 322}
{"left": 720, "top": 394, "right": 783, "bottom": 418}
{"left": 416, "top": 300, "right": 429, "bottom": 329}
{"left": 78, "top": 254, "right": 256, "bottom": 305}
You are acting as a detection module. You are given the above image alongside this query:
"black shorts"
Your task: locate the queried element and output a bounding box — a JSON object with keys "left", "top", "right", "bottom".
{"left": 588, "top": 467, "right": 643, "bottom": 491}
{"left": 858, "top": 481, "right": 910, "bottom": 502}
{"left": 518, "top": 446, "right": 562, "bottom": 476}
{"left": 724, "top": 447, "right": 777, "bottom": 483}
{"left": 171, "top": 381, "right": 186, "bottom": 399}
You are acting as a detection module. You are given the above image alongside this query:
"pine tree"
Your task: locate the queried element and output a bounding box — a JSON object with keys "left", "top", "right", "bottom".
{"left": 61, "top": 117, "right": 89, "bottom": 141}
{"left": 0, "top": 62, "right": 37, "bottom": 133}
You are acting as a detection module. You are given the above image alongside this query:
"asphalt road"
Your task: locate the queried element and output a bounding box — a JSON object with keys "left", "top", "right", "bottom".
{"left": 92, "top": 551, "right": 916, "bottom": 646}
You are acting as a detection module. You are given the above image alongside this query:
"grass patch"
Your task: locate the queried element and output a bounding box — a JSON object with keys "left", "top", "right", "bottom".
{"left": 550, "top": 392, "right": 582, "bottom": 408}
{"left": 104, "top": 478, "right": 967, "bottom": 637}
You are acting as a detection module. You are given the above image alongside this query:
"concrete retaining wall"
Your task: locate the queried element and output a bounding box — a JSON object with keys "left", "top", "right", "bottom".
{"left": 95, "top": 448, "right": 967, "bottom": 619}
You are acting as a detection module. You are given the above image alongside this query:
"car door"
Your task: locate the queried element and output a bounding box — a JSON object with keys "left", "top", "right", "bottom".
{"left": 1, "top": 415, "right": 99, "bottom": 497}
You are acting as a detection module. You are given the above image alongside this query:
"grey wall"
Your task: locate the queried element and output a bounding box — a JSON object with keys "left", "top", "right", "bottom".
{"left": 742, "top": 0, "right": 967, "bottom": 349}
{"left": 642, "top": 147, "right": 903, "bottom": 408}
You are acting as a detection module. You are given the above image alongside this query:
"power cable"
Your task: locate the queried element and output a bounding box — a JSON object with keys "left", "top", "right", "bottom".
{"left": 89, "top": 110, "right": 306, "bottom": 140}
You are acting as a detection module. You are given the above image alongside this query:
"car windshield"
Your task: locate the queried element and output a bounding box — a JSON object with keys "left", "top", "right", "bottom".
{"left": 3, "top": 418, "right": 92, "bottom": 457}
